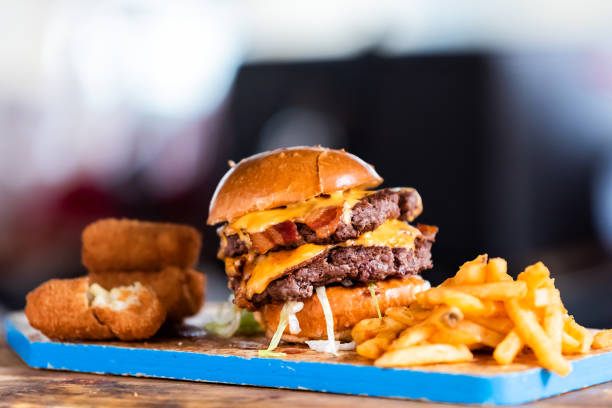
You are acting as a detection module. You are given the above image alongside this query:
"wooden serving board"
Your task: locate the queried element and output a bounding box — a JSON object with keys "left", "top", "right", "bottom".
{"left": 5, "top": 311, "right": 612, "bottom": 405}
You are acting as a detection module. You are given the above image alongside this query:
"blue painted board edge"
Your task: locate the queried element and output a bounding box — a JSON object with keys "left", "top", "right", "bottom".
{"left": 5, "top": 314, "right": 612, "bottom": 405}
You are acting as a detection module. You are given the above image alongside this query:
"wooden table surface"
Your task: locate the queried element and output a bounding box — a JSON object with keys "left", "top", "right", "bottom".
{"left": 2, "top": 323, "right": 611, "bottom": 407}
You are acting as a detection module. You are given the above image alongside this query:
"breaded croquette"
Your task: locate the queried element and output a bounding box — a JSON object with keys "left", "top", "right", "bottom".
{"left": 89, "top": 282, "right": 166, "bottom": 341}
{"left": 25, "top": 277, "right": 114, "bottom": 340}
{"left": 89, "top": 267, "right": 206, "bottom": 321}
{"left": 25, "top": 277, "right": 167, "bottom": 341}
{"left": 82, "top": 218, "right": 201, "bottom": 272}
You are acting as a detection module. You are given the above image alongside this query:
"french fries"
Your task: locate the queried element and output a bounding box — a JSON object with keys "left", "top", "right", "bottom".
{"left": 450, "top": 282, "right": 527, "bottom": 301}
{"left": 486, "top": 257, "right": 512, "bottom": 282}
{"left": 351, "top": 316, "right": 405, "bottom": 344}
{"left": 390, "top": 324, "right": 435, "bottom": 349}
{"left": 505, "top": 299, "right": 571, "bottom": 376}
{"left": 357, "top": 331, "right": 399, "bottom": 360}
{"left": 564, "top": 316, "right": 594, "bottom": 353}
{"left": 593, "top": 329, "right": 612, "bottom": 349}
{"left": 375, "top": 344, "right": 473, "bottom": 368}
{"left": 454, "top": 255, "right": 487, "bottom": 285}
{"left": 352, "top": 255, "right": 609, "bottom": 376}
{"left": 493, "top": 330, "right": 523, "bottom": 365}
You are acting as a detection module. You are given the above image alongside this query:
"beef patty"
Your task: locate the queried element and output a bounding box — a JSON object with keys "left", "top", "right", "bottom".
{"left": 232, "top": 225, "right": 437, "bottom": 309}
{"left": 221, "top": 188, "right": 421, "bottom": 258}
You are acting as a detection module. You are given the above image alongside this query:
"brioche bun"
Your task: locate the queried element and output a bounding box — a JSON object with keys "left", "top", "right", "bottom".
{"left": 207, "top": 146, "right": 383, "bottom": 225}
{"left": 257, "top": 276, "right": 430, "bottom": 343}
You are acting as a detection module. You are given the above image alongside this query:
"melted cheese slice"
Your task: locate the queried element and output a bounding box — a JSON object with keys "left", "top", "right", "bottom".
{"left": 243, "top": 220, "right": 422, "bottom": 297}
{"left": 346, "top": 219, "right": 421, "bottom": 249}
{"left": 226, "top": 189, "right": 374, "bottom": 233}
{"left": 245, "top": 244, "right": 329, "bottom": 298}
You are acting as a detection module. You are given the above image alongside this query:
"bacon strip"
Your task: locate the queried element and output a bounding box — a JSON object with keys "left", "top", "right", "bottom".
{"left": 250, "top": 221, "right": 300, "bottom": 254}
{"left": 303, "top": 206, "right": 343, "bottom": 239}
{"left": 416, "top": 224, "right": 438, "bottom": 241}
{"left": 273, "top": 220, "right": 301, "bottom": 242}
{"left": 247, "top": 207, "right": 343, "bottom": 254}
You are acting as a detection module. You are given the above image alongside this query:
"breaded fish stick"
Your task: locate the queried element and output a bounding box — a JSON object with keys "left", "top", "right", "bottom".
{"left": 82, "top": 218, "right": 201, "bottom": 272}
{"left": 89, "top": 267, "right": 206, "bottom": 321}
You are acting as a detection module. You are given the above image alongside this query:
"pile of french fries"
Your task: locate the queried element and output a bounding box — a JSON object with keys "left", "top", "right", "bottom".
{"left": 352, "top": 255, "right": 612, "bottom": 376}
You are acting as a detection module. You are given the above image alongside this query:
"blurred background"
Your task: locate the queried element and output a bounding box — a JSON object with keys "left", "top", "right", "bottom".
{"left": 1, "top": 0, "right": 611, "bottom": 328}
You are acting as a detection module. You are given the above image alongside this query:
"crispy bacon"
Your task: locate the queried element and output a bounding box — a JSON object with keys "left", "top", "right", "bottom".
{"left": 416, "top": 224, "right": 438, "bottom": 241}
{"left": 250, "top": 232, "right": 275, "bottom": 254}
{"left": 250, "top": 221, "right": 300, "bottom": 254}
{"left": 273, "top": 220, "right": 301, "bottom": 242}
{"left": 304, "top": 206, "right": 343, "bottom": 239}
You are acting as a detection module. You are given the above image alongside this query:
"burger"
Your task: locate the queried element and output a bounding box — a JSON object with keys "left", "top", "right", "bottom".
{"left": 207, "top": 146, "right": 437, "bottom": 353}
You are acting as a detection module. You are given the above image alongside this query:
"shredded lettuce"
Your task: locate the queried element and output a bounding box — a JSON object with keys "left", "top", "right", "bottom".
{"left": 258, "top": 302, "right": 291, "bottom": 358}
{"left": 205, "top": 296, "right": 263, "bottom": 338}
{"left": 286, "top": 301, "right": 304, "bottom": 334}
{"left": 238, "top": 310, "right": 264, "bottom": 335}
{"left": 305, "top": 340, "right": 356, "bottom": 352}
{"left": 315, "top": 286, "right": 338, "bottom": 355}
{"left": 368, "top": 282, "right": 382, "bottom": 320}
{"left": 258, "top": 350, "right": 287, "bottom": 358}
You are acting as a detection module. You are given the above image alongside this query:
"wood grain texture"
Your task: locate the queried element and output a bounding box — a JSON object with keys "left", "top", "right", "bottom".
{"left": 2, "top": 312, "right": 612, "bottom": 407}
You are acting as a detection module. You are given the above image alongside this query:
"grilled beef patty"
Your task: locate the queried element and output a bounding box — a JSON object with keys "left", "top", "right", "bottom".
{"left": 231, "top": 226, "right": 436, "bottom": 309}
{"left": 222, "top": 188, "right": 421, "bottom": 258}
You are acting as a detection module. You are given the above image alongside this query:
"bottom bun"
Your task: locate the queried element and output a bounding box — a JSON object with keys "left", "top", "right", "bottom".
{"left": 258, "top": 276, "right": 430, "bottom": 343}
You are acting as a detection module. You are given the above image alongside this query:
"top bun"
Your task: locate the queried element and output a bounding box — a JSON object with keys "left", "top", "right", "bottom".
{"left": 207, "top": 146, "right": 383, "bottom": 225}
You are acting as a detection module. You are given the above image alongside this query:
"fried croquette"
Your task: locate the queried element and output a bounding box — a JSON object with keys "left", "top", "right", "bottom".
{"left": 89, "top": 282, "right": 166, "bottom": 341}
{"left": 25, "top": 277, "right": 167, "bottom": 341}
{"left": 89, "top": 267, "right": 206, "bottom": 321}
{"left": 82, "top": 218, "right": 201, "bottom": 272}
{"left": 25, "top": 277, "right": 114, "bottom": 340}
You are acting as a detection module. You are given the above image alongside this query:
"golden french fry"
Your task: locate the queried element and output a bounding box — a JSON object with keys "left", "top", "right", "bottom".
{"left": 351, "top": 318, "right": 383, "bottom": 344}
{"left": 356, "top": 331, "right": 398, "bottom": 359}
{"left": 426, "top": 306, "right": 464, "bottom": 329}
{"left": 457, "top": 320, "right": 505, "bottom": 348}
{"left": 351, "top": 316, "right": 405, "bottom": 344}
{"left": 356, "top": 340, "right": 382, "bottom": 360}
{"left": 494, "top": 330, "right": 524, "bottom": 365}
{"left": 479, "top": 300, "right": 507, "bottom": 317}
{"left": 406, "top": 302, "right": 433, "bottom": 320}
{"left": 506, "top": 299, "right": 571, "bottom": 376}
{"left": 430, "top": 327, "right": 481, "bottom": 345}
{"left": 375, "top": 344, "right": 473, "bottom": 367}
{"left": 562, "top": 332, "right": 581, "bottom": 354}
{"left": 417, "top": 287, "right": 487, "bottom": 315}
{"left": 469, "top": 316, "right": 514, "bottom": 334}
{"left": 543, "top": 289, "right": 563, "bottom": 353}
{"left": 486, "top": 258, "right": 512, "bottom": 283}
{"left": 451, "top": 282, "right": 527, "bottom": 301}
{"left": 593, "top": 329, "right": 612, "bottom": 349}
{"left": 533, "top": 288, "right": 553, "bottom": 307}
{"left": 454, "top": 255, "right": 488, "bottom": 285}
{"left": 415, "top": 291, "right": 431, "bottom": 307}
{"left": 390, "top": 324, "right": 435, "bottom": 349}
{"left": 384, "top": 306, "right": 426, "bottom": 326}
{"left": 517, "top": 262, "right": 550, "bottom": 289}
{"left": 564, "top": 316, "right": 593, "bottom": 353}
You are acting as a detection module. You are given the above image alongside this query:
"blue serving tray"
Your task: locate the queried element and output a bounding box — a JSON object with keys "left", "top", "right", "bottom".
{"left": 5, "top": 312, "right": 612, "bottom": 405}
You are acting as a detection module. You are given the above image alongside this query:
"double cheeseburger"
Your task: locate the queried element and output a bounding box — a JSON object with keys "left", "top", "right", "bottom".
{"left": 207, "top": 146, "right": 437, "bottom": 345}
